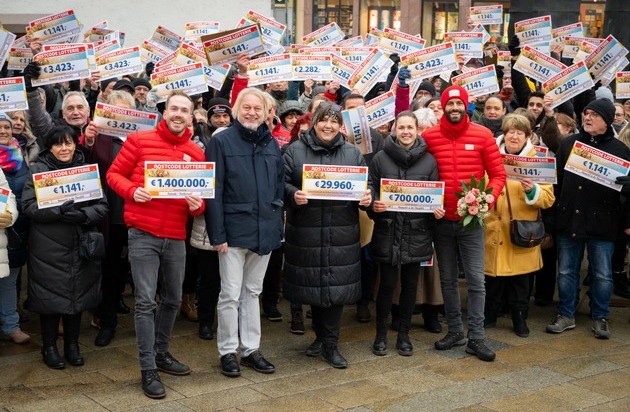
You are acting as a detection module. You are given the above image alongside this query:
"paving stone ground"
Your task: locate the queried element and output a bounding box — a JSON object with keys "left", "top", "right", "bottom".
{"left": 1, "top": 283, "right": 629, "bottom": 411}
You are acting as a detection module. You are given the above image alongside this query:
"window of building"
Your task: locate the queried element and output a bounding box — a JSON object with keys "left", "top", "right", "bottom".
{"left": 366, "top": 0, "right": 401, "bottom": 31}
{"left": 422, "top": 2, "right": 460, "bottom": 46}
{"left": 314, "top": 0, "right": 353, "bottom": 36}
{"left": 580, "top": 1, "right": 605, "bottom": 38}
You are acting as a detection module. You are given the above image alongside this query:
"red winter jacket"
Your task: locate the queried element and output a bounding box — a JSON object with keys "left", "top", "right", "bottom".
{"left": 231, "top": 75, "right": 248, "bottom": 107}
{"left": 106, "top": 120, "right": 206, "bottom": 239}
{"left": 422, "top": 117, "right": 506, "bottom": 221}
{"left": 394, "top": 84, "right": 410, "bottom": 116}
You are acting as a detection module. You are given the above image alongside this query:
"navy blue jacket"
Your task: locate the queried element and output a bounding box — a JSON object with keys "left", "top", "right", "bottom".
{"left": 205, "top": 120, "right": 284, "bottom": 255}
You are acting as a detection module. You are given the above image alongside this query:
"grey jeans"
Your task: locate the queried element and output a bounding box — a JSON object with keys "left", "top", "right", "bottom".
{"left": 433, "top": 220, "right": 486, "bottom": 340}
{"left": 128, "top": 228, "right": 186, "bottom": 370}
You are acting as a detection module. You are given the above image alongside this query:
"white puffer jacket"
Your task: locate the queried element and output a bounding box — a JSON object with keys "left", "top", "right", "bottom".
{"left": 0, "top": 169, "right": 18, "bottom": 278}
{"left": 190, "top": 215, "right": 215, "bottom": 251}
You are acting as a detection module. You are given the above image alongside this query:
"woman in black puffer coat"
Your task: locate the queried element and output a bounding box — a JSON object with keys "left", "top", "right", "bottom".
{"left": 369, "top": 111, "right": 444, "bottom": 357}
{"left": 283, "top": 104, "right": 372, "bottom": 369}
{"left": 22, "top": 126, "right": 108, "bottom": 370}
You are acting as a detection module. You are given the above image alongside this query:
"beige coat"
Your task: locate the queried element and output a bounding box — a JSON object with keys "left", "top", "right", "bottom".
{"left": 484, "top": 139, "right": 555, "bottom": 277}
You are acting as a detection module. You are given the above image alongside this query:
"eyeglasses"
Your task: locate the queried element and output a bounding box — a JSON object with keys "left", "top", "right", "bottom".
{"left": 582, "top": 110, "right": 601, "bottom": 119}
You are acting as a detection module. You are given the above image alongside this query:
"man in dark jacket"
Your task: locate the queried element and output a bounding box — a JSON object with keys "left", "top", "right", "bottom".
{"left": 547, "top": 99, "right": 630, "bottom": 339}
{"left": 206, "top": 87, "right": 284, "bottom": 378}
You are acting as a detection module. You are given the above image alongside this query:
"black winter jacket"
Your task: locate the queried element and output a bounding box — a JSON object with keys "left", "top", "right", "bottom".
{"left": 283, "top": 129, "right": 369, "bottom": 307}
{"left": 22, "top": 150, "right": 108, "bottom": 314}
{"left": 555, "top": 126, "right": 630, "bottom": 241}
{"left": 368, "top": 136, "right": 438, "bottom": 265}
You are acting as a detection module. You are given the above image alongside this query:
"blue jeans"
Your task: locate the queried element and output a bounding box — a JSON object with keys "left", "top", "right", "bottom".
{"left": 128, "top": 228, "right": 186, "bottom": 370}
{"left": 434, "top": 220, "right": 486, "bottom": 340}
{"left": 0, "top": 267, "right": 20, "bottom": 335}
{"left": 557, "top": 235, "right": 614, "bottom": 320}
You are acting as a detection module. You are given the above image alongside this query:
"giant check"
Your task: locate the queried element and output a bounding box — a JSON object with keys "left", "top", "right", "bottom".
{"left": 33, "top": 164, "right": 103, "bottom": 209}
{"left": 145, "top": 162, "right": 215, "bottom": 198}
{"left": 380, "top": 179, "right": 444, "bottom": 213}
{"left": 302, "top": 164, "right": 368, "bottom": 201}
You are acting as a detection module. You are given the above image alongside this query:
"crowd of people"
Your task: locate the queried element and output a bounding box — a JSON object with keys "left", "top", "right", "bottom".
{"left": 1, "top": 14, "right": 630, "bottom": 400}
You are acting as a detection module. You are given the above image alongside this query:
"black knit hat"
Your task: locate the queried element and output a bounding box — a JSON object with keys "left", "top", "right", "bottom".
{"left": 207, "top": 97, "right": 232, "bottom": 118}
{"left": 100, "top": 77, "right": 118, "bottom": 92}
{"left": 584, "top": 98, "right": 615, "bottom": 126}
{"left": 132, "top": 77, "right": 152, "bottom": 90}
{"left": 417, "top": 81, "right": 437, "bottom": 97}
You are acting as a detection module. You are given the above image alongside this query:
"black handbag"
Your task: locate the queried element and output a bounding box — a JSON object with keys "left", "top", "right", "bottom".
{"left": 505, "top": 184, "right": 545, "bottom": 248}
{"left": 78, "top": 226, "right": 106, "bottom": 260}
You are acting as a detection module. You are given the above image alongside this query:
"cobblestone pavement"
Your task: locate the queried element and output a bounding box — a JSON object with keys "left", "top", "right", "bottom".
{"left": 1, "top": 287, "right": 629, "bottom": 411}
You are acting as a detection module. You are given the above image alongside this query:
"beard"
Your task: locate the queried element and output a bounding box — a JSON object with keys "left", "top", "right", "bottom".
{"left": 446, "top": 110, "right": 465, "bottom": 124}
{"left": 241, "top": 121, "right": 262, "bottom": 131}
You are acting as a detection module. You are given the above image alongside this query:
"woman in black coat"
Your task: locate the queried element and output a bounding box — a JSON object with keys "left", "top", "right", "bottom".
{"left": 22, "top": 126, "right": 108, "bottom": 369}
{"left": 283, "top": 104, "right": 372, "bottom": 369}
{"left": 369, "top": 111, "right": 444, "bottom": 356}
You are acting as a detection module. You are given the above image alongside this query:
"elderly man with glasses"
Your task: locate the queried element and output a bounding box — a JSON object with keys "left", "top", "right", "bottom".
{"left": 547, "top": 98, "right": 630, "bottom": 339}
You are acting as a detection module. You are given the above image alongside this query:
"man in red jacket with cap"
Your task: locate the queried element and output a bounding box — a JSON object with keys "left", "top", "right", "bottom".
{"left": 422, "top": 84, "right": 506, "bottom": 361}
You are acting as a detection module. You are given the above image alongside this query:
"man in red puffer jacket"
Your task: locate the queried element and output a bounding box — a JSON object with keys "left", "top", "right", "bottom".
{"left": 107, "top": 90, "right": 205, "bottom": 399}
{"left": 422, "top": 84, "right": 506, "bottom": 362}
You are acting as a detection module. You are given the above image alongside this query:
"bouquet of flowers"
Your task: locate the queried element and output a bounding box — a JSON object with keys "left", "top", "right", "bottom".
{"left": 455, "top": 176, "right": 495, "bottom": 229}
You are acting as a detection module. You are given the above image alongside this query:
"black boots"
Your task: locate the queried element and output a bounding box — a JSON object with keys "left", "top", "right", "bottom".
{"left": 40, "top": 314, "right": 65, "bottom": 369}
{"left": 396, "top": 332, "right": 413, "bottom": 356}
{"left": 512, "top": 311, "right": 530, "bottom": 338}
{"left": 62, "top": 314, "right": 84, "bottom": 366}
{"left": 372, "top": 325, "right": 387, "bottom": 356}
{"left": 42, "top": 344, "right": 65, "bottom": 369}
{"left": 322, "top": 345, "right": 348, "bottom": 369}
{"left": 421, "top": 305, "right": 442, "bottom": 333}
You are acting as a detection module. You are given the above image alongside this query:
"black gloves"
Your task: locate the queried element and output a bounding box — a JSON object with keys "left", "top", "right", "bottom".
{"left": 389, "top": 53, "right": 400, "bottom": 74}
{"left": 59, "top": 200, "right": 87, "bottom": 224}
{"left": 22, "top": 61, "right": 41, "bottom": 92}
{"left": 495, "top": 65, "right": 504, "bottom": 81}
{"left": 508, "top": 35, "right": 520, "bottom": 57}
{"left": 616, "top": 176, "right": 630, "bottom": 194}
{"left": 145, "top": 62, "right": 155, "bottom": 78}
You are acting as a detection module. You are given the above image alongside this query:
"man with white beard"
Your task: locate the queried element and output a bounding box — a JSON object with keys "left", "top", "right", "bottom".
{"left": 205, "top": 87, "right": 284, "bottom": 377}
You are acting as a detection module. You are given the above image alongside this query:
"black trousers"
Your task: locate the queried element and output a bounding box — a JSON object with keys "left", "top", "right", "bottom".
{"left": 376, "top": 263, "right": 419, "bottom": 333}
{"left": 534, "top": 239, "right": 557, "bottom": 302}
{"left": 183, "top": 250, "right": 198, "bottom": 295}
{"left": 612, "top": 236, "right": 628, "bottom": 273}
{"left": 311, "top": 304, "right": 344, "bottom": 347}
{"left": 196, "top": 250, "right": 221, "bottom": 327}
{"left": 96, "top": 224, "right": 129, "bottom": 328}
{"left": 485, "top": 274, "right": 531, "bottom": 313}
{"left": 262, "top": 245, "right": 283, "bottom": 305}
{"left": 40, "top": 313, "right": 82, "bottom": 345}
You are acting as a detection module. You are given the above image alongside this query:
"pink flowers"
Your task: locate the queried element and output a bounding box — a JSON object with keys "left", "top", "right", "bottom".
{"left": 455, "top": 176, "right": 494, "bottom": 229}
{"left": 464, "top": 192, "right": 476, "bottom": 204}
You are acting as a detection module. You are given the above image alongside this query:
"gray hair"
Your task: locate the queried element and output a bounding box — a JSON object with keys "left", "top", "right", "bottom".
{"left": 413, "top": 108, "right": 438, "bottom": 128}
{"left": 233, "top": 88, "right": 271, "bottom": 123}
{"left": 61, "top": 91, "right": 89, "bottom": 112}
{"left": 107, "top": 90, "right": 136, "bottom": 108}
